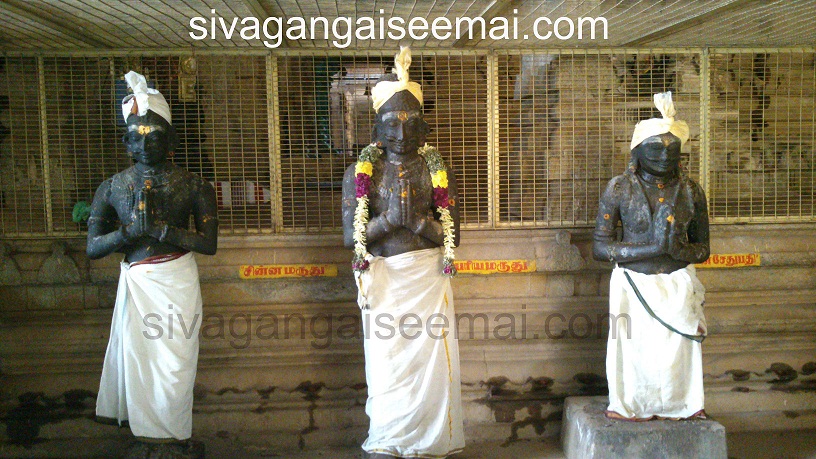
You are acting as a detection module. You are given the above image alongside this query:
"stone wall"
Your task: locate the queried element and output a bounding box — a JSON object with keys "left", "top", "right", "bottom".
{"left": 1, "top": 225, "right": 814, "bottom": 449}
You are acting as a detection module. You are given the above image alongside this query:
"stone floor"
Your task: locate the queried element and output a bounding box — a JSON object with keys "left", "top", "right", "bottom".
{"left": 1, "top": 427, "right": 816, "bottom": 459}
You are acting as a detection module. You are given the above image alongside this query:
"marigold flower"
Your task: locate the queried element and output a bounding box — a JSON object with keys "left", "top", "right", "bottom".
{"left": 355, "top": 161, "right": 373, "bottom": 176}
{"left": 431, "top": 170, "right": 448, "bottom": 188}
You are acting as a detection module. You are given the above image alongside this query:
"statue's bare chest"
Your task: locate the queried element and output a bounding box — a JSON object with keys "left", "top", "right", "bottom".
{"left": 109, "top": 170, "right": 195, "bottom": 225}
{"left": 368, "top": 158, "right": 434, "bottom": 214}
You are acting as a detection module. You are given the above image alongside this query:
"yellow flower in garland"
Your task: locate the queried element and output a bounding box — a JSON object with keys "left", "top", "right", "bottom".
{"left": 355, "top": 161, "right": 373, "bottom": 176}
{"left": 431, "top": 170, "right": 448, "bottom": 188}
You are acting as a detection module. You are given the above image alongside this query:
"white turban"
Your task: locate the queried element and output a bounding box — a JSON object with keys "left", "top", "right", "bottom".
{"left": 371, "top": 47, "right": 424, "bottom": 113}
{"left": 630, "top": 92, "right": 689, "bottom": 150}
{"left": 121, "top": 71, "right": 172, "bottom": 125}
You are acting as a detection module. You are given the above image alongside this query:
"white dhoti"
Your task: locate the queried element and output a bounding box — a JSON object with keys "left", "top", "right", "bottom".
{"left": 607, "top": 265, "right": 707, "bottom": 419}
{"left": 96, "top": 252, "right": 203, "bottom": 440}
{"left": 356, "top": 247, "right": 465, "bottom": 458}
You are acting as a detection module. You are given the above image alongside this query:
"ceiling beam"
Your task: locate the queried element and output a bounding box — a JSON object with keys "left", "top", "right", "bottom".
{"left": 0, "top": 0, "right": 111, "bottom": 48}
{"left": 453, "top": 0, "right": 522, "bottom": 48}
{"left": 239, "top": 0, "right": 290, "bottom": 48}
{"left": 241, "top": 0, "right": 271, "bottom": 21}
{"left": 623, "top": 0, "right": 760, "bottom": 46}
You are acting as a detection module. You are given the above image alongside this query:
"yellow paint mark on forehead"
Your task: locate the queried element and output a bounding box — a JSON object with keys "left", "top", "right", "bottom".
{"left": 381, "top": 110, "right": 421, "bottom": 121}
{"left": 128, "top": 124, "right": 166, "bottom": 135}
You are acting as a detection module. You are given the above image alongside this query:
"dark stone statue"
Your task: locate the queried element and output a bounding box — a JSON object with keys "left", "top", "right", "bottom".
{"left": 592, "top": 103, "right": 711, "bottom": 421}
{"left": 341, "top": 86, "right": 460, "bottom": 256}
{"left": 340, "top": 56, "right": 465, "bottom": 457}
{"left": 593, "top": 132, "right": 709, "bottom": 273}
{"left": 87, "top": 110, "right": 217, "bottom": 262}
{"left": 87, "top": 78, "right": 216, "bottom": 459}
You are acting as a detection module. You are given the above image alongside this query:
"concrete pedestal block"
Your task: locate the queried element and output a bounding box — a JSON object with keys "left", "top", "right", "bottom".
{"left": 561, "top": 396, "right": 727, "bottom": 459}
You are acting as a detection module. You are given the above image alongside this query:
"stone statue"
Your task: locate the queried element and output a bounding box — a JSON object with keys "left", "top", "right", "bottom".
{"left": 593, "top": 92, "right": 710, "bottom": 421}
{"left": 341, "top": 47, "right": 464, "bottom": 458}
{"left": 87, "top": 71, "right": 217, "bottom": 458}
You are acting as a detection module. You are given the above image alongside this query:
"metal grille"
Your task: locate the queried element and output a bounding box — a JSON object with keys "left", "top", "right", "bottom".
{"left": 0, "top": 53, "right": 271, "bottom": 237}
{"left": 189, "top": 55, "right": 271, "bottom": 233}
{"left": 276, "top": 51, "right": 489, "bottom": 231}
{"left": 1, "top": 49, "right": 814, "bottom": 238}
{"left": 495, "top": 50, "right": 701, "bottom": 226}
{"left": 708, "top": 50, "right": 815, "bottom": 221}
{"left": 416, "top": 52, "right": 490, "bottom": 226}
{"left": 41, "top": 56, "right": 124, "bottom": 234}
{"left": 114, "top": 55, "right": 271, "bottom": 234}
{"left": 0, "top": 57, "right": 44, "bottom": 236}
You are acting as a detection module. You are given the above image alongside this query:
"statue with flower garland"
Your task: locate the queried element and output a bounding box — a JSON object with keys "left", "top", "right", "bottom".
{"left": 341, "top": 47, "right": 464, "bottom": 459}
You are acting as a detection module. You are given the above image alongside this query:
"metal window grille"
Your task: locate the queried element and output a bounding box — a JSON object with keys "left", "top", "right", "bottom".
{"left": 708, "top": 49, "right": 815, "bottom": 221}
{"left": 276, "top": 50, "right": 490, "bottom": 231}
{"left": 495, "top": 49, "right": 701, "bottom": 226}
{"left": 0, "top": 57, "right": 44, "bottom": 236}
{"left": 0, "top": 49, "right": 814, "bottom": 238}
{"left": 41, "top": 56, "right": 126, "bottom": 235}
{"left": 187, "top": 55, "right": 271, "bottom": 234}
{"left": 1, "top": 52, "right": 271, "bottom": 238}
{"left": 276, "top": 53, "right": 362, "bottom": 232}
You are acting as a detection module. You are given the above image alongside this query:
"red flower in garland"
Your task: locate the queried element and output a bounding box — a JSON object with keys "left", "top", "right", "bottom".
{"left": 355, "top": 173, "right": 372, "bottom": 198}
{"left": 433, "top": 187, "right": 449, "bottom": 209}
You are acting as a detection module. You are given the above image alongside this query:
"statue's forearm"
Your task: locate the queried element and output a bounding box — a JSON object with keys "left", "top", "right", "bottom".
{"left": 592, "top": 238, "right": 663, "bottom": 264}
{"left": 87, "top": 224, "right": 129, "bottom": 260}
{"left": 364, "top": 213, "right": 394, "bottom": 244}
{"left": 672, "top": 241, "right": 710, "bottom": 264}
{"left": 415, "top": 217, "right": 444, "bottom": 246}
{"left": 160, "top": 224, "right": 217, "bottom": 255}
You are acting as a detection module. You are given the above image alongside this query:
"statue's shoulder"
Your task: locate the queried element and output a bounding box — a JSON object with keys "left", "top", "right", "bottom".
{"left": 344, "top": 161, "right": 357, "bottom": 177}
{"left": 613, "top": 172, "right": 633, "bottom": 185}
{"left": 167, "top": 164, "right": 212, "bottom": 191}
{"left": 343, "top": 149, "right": 383, "bottom": 179}
{"left": 605, "top": 172, "right": 634, "bottom": 190}
{"left": 108, "top": 166, "right": 137, "bottom": 189}
{"left": 682, "top": 175, "right": 706, "bottom": 201}
{"left": 599, "top": 173, "right": 637, "bottom": 206}
{"left": 168, "top": 162, "right": 194, "bottom": 179}
{"left": 91, "top": 176, "right": 114, "bottom": 202}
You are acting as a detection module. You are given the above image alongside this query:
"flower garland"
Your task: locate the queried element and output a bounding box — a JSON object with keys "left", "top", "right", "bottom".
{"left": 352, "top": 144, "right": 381, "bottom": 273}
{"left": 352, "top": 143, "right": 457, "bottom": 276}
{"left": 419, "top": 143, "right": 457, "bottom": 276}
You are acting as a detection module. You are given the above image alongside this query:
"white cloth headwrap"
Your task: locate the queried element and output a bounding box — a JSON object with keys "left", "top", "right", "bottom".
{"left": 121, "top": 71, "right": 172, "bottom": 125}
{"left": 371, "top": 47, "right": 424, "bottom": 113}
{"left": 630, "top": 92, "right": 689, "bottom": 150}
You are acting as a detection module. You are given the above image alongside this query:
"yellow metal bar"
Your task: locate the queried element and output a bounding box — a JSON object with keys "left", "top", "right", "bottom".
{"left": 36, "top": 56, "right": 53, "bottom": 235}
{"left": 486, "top": 52, "right": 499, "bottom": 229}
{"left": 491, "top": 48, "right": 704, "bottom": 56}
{"left": 710, "top": 47, "right": 816, "bottom": 54}
{"left": 0, "top": 49, "right": 273, "bottom": 57}
{"left": 3, "top": 47, "right": 812, "bottom": 59}
{"left": 700, "top": 48, "right": 711, "bottom": 199}
{"left": 268, "top": 53, "right": 284, "bottom": 232}
{"left": 711, "top": 215, "right": 816, "bottom": 224}
{"left": 275, "top": 48, "right": 490, "bottom": 57}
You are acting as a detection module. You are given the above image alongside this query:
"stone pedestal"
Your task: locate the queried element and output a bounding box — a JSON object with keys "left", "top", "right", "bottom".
{"left": 561, "top": 396, "right": 727, "bottom": 459}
